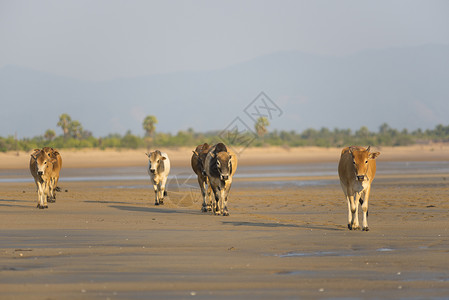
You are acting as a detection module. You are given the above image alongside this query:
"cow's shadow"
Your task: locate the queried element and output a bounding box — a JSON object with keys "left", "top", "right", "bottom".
{"left": 85, "top": 200, "right": 130, "bottom": 205}
{"left": 109, "top": 204, "right": 201, "bottom": 215}
{"left": 0, "top": 199, "right": 31, "bottom": 208}
{"left": 222, "top": 221, "right": 300, "bottom": 228}
{"left": 222, "top": 221, "right": 344, "bottom": 231}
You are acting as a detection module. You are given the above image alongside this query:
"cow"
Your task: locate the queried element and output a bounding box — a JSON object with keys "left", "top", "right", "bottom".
{"left": 204, "top": 143, "right": 237, "bottom": 216}
{"left": 191, "top": 143, "right": 212, "bottom": 212}
{"left": 29, "top": 148, "right": 61, "bottom": 209}
{"left": 338, "top": 146, "right": 380, "bottom": 231}
{"left": 146, "top": 150, "right": 171, "bottom": 205}
{"left": 39, "top": 147, "right": 62, "bottom": 203}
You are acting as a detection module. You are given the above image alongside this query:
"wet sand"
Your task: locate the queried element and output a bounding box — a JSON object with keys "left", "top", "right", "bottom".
{"left": 1, "top": 146, "right": 449, "bottom": 299}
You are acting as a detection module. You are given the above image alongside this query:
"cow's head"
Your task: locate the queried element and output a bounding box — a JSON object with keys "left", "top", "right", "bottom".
{"left": 215, "top": 151, "right": 233, "bottom": 181}
{"left": 146, "top": 150, "right": 166, "bottom": 174}
{"left": 31, "top": 151, "right": 54, "bottom": 177}
{"left": 350, "top": 146, "right": 380, "bottom": 181}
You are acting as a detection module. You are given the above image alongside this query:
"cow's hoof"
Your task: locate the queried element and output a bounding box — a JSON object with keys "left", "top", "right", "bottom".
{"left": 154, "top": 202, "right": 159, "bottom": 206}
{"left": 159, "top": 200, "right": 164, "bottom": 205}
{"left": 222, "top": 211, "right": 229, "bottom": 216}
{"left": 39, "top": 205, "right": 45, "bottom": 209}
{"left": 347, "top": 224, "right": 352, "bottom": 230}
{"left": 48, "top": 199, "right": 55, "bottom": 203}
{"left": 362, "top": 227, "right": 369, "bottom": 231}
{"left": 201, "top": 206, "right": 208, "bottom": 213}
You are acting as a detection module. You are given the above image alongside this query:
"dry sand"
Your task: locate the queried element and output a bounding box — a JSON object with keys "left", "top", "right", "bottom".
{"left": 1, "top": 146, "right": 449, "bottom": 299}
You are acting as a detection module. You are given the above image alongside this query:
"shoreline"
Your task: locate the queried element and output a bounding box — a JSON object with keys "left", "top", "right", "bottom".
{"left": 0, "top": 144, "right": 447, "bottom": 170}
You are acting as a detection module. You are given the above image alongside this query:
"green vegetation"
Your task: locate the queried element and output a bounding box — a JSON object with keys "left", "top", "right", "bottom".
{"left": 1, "top": 114, "right": 449, "bottom": 152}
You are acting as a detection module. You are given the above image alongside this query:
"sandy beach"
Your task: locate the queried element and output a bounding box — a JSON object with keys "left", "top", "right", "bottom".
{"left": 1, "top": 145, "right": 449, "bottom": 299}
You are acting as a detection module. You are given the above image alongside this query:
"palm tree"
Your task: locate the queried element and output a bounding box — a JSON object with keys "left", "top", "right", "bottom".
{"left": 69, "top": 120, "right": 83, "bottom": 139}
{"left": 143, "top": 115, "right": 158, "bottom": 150}
{"left": 255, "top": 117, "right": 270, "bottom": 138}
{"left": 143, "top": 115, "right": 158, "bottom": 137}
{"left": 44, "top": 129, "right": 56, "bottom": 141}
{"left": 57, "top": 113, "right": 72, "bottom": 139}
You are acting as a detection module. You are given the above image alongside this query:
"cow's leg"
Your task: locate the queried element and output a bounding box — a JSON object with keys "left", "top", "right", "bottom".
{"left": 352, "top": 192, "right": 361, "bottom": 230}
{"left": 152, "top": 182, "right": 159, "bottom": 205}
{"left": 211, "top": 185, "right": 220, "bottom": 215}
{"left": 361, "top": 188, "right": 370, "bottom": 231}
{"left": 198, "top": 177, "right": 208, "bottom": 212}
{"left": 206, "top": 183, "right": 212, "bottom": 211}
{"left": 159, "top": 179, "right": 167, "bottom": 205}
{"left": 48, "top": 178, "right": 56, "bottom": 203}
{"left": 222, "top": 183, "right": 232, "bottom": 216}
{"left": 37, "top": 181, "right": 44, "bottom": 208}
{"left": 218, "top": 188, "right": 225, "bottom": 216}
{"left": 43, "top": 181, "right": 49, "bottom": 208}
{"left": 346, "top": 193, "right": 359, "bottom": 230}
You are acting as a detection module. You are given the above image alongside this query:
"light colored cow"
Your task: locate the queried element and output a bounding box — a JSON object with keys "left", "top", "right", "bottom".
{"left": 338, "top": 146, "right": 380, "bottom": 231}
{"left": 29, "top": 148, "right": 61, "bottom": 209}
{"left": 204, "top": 143, "right": 237, "bottom": 216}
{"left": 146, "top": 150, "right": 171, "bottom": 205}
{"left": 191, "top": 143, "right": 212, "bottom": 212}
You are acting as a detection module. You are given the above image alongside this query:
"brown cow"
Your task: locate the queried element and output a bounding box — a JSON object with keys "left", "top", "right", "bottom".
{"left": 29, "top": 148, "right": 62, "bottom": 209}
{"left": 191, "top": 143, "right": 212, "bottom": 212}
{"left": 204, "top": 143, "right": 238, "bottom": 216}
{"left": 338, "top": 146, "right": 380, "bottom": 231}
{"left": 40, "top": 147, "right": 62, "bottom": 202}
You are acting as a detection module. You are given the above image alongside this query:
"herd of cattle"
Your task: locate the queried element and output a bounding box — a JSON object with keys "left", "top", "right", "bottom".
{"left": 29, "top": 143, "right": 380, "bottom": 230}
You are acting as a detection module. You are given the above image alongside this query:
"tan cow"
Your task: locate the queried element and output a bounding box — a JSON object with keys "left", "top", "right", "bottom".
{"left": 338, "top": 146, "right": 380, "bottom": 231}
{"left": 204, "top": 143, "right": 238, "bottom": 216}
{"left": 40, "top": 147, "right": 62, "bottom": 202}
{"left": 29, "top": 148, "right": 62, "bottom": 209}
{"left": 191, "top": 143, "right": 212, "bottom": 212}
{"left": 146, "top": 150, "right": 171, "bottom": 205}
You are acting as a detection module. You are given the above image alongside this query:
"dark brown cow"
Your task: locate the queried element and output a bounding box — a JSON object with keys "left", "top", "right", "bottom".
{"left": 204, "top": 143, "right": 238, "bottom": 216}
{"left": 338, "top": 146, "right": 380, "bottom": 231}
{"left": 191, "top": 143, "right": 213, "bottom": 212}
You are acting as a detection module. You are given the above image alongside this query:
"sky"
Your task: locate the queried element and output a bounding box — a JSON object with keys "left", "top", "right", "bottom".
{"left": 1, "top": 0, "right": 448, "bottom": 81}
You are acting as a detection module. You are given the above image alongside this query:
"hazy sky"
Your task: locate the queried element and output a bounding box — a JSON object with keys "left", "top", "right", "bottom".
{"left": 1, "top": 0, "right": 448, "bottom": 81}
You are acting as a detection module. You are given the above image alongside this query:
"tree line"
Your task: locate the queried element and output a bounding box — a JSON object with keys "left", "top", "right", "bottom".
{"left": 1, "top": 114, "right": 449, "bottom": 152}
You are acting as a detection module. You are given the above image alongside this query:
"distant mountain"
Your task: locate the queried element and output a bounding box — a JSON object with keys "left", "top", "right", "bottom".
{"left": 1, "top": 44, "right": 448, "bottom": 138}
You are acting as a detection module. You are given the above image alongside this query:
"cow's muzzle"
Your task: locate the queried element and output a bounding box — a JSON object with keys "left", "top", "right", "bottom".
{"left": 38, "top": 171, "right": 44, "bottom": 176}
{"left": 357, "top": 175, "right": 365, "bottom": 181}
{"left": 150, "top": 169, "right": 155, "bottom": 174}
{"left": 220, "top": 175, "right": 229, "bottom": 181}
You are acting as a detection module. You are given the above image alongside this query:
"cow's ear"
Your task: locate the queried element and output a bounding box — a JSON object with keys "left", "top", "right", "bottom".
{"left": 145, "top": 152, "right": 151, "bottom": 157}
{"left": 210, "top": 152, "right": 215, "bottom": 158}
{"left": 369, "top": 152, "right": 380, "bottom": 159}
{"left": 161, "top": 156, "right": 166, "bottom": 160}
{"left": 366, "top": 146, "right": 371, "bottom": 152}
